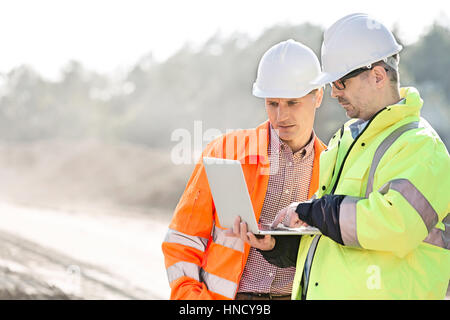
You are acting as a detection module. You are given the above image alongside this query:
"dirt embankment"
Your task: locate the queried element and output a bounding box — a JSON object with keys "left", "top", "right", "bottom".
{"left": 0, "top": 139, "right": 193, "bottom": 213}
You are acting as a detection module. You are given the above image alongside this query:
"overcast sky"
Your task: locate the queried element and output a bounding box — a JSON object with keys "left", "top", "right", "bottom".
{"left": 1, "top": 0, "right": 449, "bottom": 80}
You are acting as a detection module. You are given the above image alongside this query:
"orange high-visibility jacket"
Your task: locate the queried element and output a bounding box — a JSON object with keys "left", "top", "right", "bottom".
{"left": 162, "top": 121, "right": 326, "bottom": 299}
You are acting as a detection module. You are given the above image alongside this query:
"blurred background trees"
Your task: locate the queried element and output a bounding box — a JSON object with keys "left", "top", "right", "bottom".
{"left": 1, "top": 21, "right": 447, "bottom": 149}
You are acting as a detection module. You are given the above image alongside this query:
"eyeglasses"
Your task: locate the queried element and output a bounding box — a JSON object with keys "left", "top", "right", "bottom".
{"left": 332, "top": 66, "right": 373, "bottom": 90}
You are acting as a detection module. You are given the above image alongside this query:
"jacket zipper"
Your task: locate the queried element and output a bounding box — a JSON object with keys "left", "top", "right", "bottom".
{"left": 301, "top": 234, "right": 321, "bottom": 299}
{"left": 330, "top": 107, "right": 386, "bottom": 195}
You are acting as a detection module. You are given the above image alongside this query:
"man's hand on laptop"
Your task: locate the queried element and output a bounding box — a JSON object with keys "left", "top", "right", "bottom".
{"left": 271, "top": 202, "right": 309, "bottom": 228}
{"left": 225, "top": 216, "right": 275, "bottom": 251}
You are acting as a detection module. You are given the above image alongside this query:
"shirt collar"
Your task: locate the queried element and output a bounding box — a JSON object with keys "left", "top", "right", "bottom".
{"left": 269, "top": 123, "right": 315, "bottom": 159}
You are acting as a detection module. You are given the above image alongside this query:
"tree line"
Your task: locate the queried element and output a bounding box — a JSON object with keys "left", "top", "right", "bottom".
{"left": 0, "top": 22, "right": 448, "bottom": 148}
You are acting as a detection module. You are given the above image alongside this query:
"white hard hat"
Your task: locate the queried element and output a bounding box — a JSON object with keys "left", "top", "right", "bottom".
{"left": 252, "top": 39, "right": 321, "bottom": 98}
{"left": 312, "top": 13, "right": 403, "bottom": 86}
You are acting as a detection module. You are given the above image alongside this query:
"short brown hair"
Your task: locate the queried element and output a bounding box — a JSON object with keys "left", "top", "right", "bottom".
{"left": 372, "top": 54, "right": 399, "bottom": 86}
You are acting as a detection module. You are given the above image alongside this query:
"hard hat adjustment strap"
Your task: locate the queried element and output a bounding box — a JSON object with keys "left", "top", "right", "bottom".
{"left": 383, "top": 56, "right": 399, "bottom": 71}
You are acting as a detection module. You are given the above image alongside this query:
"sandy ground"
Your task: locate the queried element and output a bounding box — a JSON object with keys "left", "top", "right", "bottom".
{"left": 0, "top": 202, "right": 171, "bottom": 299}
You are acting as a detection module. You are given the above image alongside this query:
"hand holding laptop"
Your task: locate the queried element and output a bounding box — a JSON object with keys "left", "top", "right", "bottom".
{"left": 203, "top": 157, "right": 321, "bottom": 236}
{"left": 223, "top": 202, "right": 315, "bottom": 251}
{"left": 225, "top": 216, "right": 276, "bottom": 251}
{"left": 224, "top": 201, "right": 314, "bottom": 251}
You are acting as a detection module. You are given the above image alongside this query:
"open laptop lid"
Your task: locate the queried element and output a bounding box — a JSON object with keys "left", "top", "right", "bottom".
{"left": 203, "top": 157, "right": 321, "bottom": 236}
{"left": 203, "top": 157, "right": 261, "bottom": 234}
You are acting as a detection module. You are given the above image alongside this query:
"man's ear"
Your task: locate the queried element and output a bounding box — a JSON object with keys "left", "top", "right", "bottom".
{"left": 315, "top": 87, "right": 324, "bottom": 108}
{"left": 373, "top": 66, "right": 388, "bottom": 88}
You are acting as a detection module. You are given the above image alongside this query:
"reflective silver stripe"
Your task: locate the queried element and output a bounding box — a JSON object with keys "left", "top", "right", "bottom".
{"left": 424, "top": 214, "right": 450, "bottom": 250}
{"left": 201, "top": 269, "right": 237, "bottom": 299}
{"left": 164, "top": 229, "right": 209, "bottom": 252}
{"left": 365, "top": 121, "right": 419, "bottom": 198}
{"left": 339, "top": 196, "right": 363, "bottom": 247}
{"left": 166, "top": 261, "right": 201, "bottom": 283}
{"left": 302, "top": 235, "right": 321, "bottom": 297}
{"left": 423, "top": 228, "right": 449, "bottom": 250}
{"left": 212, "top": 226, "right": 244, "bottom": 252}
{"left": 378, "top": 179, "right": 438, "bottom": 233}
{"left": 443, "top": 214, "right": 450, "bottom": 249}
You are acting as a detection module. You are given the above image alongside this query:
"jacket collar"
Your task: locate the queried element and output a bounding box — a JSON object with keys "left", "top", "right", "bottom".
{"left": 346, "top": 87, "right": 423, "bottom": 140}
{"left": 237, "top": 120, "right": 271, "bottom": 164}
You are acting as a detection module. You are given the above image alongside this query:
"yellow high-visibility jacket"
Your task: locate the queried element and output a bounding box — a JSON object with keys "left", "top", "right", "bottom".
{"left": 289, "top": 87, "right": 449, "bottom": 299}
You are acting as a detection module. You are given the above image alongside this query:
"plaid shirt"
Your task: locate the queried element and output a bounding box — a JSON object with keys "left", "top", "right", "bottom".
{"left": 237, "top": 125, "right": 315, "bottom": 295}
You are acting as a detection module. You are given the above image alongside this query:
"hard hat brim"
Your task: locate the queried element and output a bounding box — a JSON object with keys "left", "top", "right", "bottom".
{"left": 310, "top": 71, "right": 347, "bottom": 87}
{"left": 312, "top": 45, "right": 403, "bottom": 87}
{"left": 252, "top": 83, "right": 320, "bottom": 99}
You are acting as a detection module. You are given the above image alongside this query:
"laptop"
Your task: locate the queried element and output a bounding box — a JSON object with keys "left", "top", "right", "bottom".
{"left": 202, "top": 157, "right": 321, "bottom": 235}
